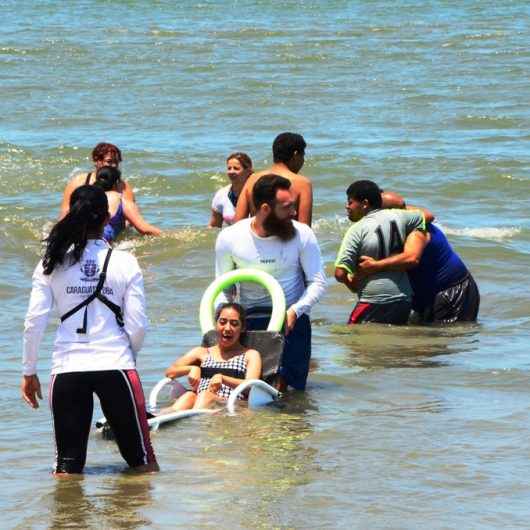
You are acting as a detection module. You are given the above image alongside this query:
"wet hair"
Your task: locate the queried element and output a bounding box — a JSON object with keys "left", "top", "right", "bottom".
{"left": 272, "top": 132, "right": 306, "bottom": 163}
{"left": 346, "top": 180, "right": 383, "bottom": 209}
{"left": 91, "top": 142, "right": 122, "bottom": 163}
{"left": 95, "top": 166, "right": 122, "bottom": 192}
{"left": 226, "top": 152, "right": 253, "bottom": 171}
{"left": 215, "top": 302, "right": 247, "bottom": 330}
{"left": 252, "top": 174, "right": 291, "bottom": 210}
{"left": 42, "top": 185, "right": 108, "bottom": 275}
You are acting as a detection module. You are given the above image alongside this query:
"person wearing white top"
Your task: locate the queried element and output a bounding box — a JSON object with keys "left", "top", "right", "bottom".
{"left": 208, "top": 152, "right": 253, "bottom": 228}
{"left": 22, "top": 185, "right": 158, "bottom": 475}
{"left": 215, "top": 174, "right": 327, "bottom": 391}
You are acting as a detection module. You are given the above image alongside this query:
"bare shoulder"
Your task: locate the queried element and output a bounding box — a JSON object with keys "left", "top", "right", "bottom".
{"left": 247, "top": 171, "right": 266, "bottom": 184}
{"left": 190, "top": 345, "right": 208, "bottom": 360}
{"left": 244, "top": 348, "right": 261, "bottom": 360}
{"left": 293, "top": 172, "right": 312, "bottom": 188}
{"left": 247, "top": 169, "right": 312, "bottom": 195}
{"left": 120, "top": 179, "right": 132, "bottom": 191}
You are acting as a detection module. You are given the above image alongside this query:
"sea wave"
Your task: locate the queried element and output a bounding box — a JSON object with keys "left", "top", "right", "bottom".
{"left": 440, "top": 225, "right": 521, "bottom": 240}
{"left": 313, "top": 217, "right": 522, "bottom": 242}
{"left": 312, "top": 215, "right": 348, "bottom": 236}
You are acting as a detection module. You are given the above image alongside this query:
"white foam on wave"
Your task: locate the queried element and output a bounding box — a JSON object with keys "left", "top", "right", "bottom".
{"left": 68, "top": 166, "right": 84, "bottom": 181}
{"left": 441, "top": 225, "right": 521, "bottom": 240}
{"left": 209, "top": 172, "right": 225, "bottom": 185}
{"left": 115, "top": 227, "right": 208, "bottom": 252}
{"left": 312, "top": 215, "right": 348, "bottom": 234}
{"left": 313, "top": 217, "right": 522, "bottom": 242}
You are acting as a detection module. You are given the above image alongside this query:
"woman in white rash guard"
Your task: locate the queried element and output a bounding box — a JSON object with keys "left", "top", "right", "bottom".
{"left": 208, "top": 152, "right": 253, "bottom": 228}
{"left": 21, "top": 185, "right": 159, "bottom": 475}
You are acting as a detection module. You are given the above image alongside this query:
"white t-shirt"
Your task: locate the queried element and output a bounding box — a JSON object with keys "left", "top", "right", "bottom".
{"left": 23, "top": 239, "right": 147, "bottom": 375}
{"left": 211, "top": 185, "right": 236, "bottom": 226}
{"left": 215, "top": 218, "right": 327, "bottom": 316}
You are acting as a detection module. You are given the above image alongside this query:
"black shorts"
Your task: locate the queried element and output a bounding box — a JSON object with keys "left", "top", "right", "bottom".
{"left": 348, "top": 299, "right": 411, "bottom": 325}
{"left": 421, "top": 273, "right": 480, "bottom": 324}
{"left": 49, "top": 369, "right": 157, "bottom": 473}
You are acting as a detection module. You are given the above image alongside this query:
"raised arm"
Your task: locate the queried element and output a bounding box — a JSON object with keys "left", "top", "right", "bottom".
{"left": 407, "top": 204, "right": 435, "bottom": 224}
{"left": 122, "top": 199, "right": 162, "bottom": 236}
{"left": 165, "top": 347, "right": 204, "bottom": 379}
{"left": 381, "top": 190, "right": 406, "bottom": 209}
{"left": 358, "top": 229, "right": 429, "bottom": 276}
{"left": 380, "top": 188, "right": 435, "bottom": 223}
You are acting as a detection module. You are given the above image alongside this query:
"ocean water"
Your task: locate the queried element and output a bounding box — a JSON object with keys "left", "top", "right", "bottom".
{"left": 1, "top": 1, "right": 529, "bottom": 528}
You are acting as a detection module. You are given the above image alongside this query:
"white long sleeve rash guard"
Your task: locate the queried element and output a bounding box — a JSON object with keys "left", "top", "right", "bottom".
{"left": 215, "top": 218, "right": 327, "bottom": 316}
{"left": 23, "top": 239, "right": 148, "bottom": 376}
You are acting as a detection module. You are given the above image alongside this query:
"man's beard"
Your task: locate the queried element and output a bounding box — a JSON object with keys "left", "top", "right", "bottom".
{"left": 263, "top": 210, "right": 296, "bottom": 241}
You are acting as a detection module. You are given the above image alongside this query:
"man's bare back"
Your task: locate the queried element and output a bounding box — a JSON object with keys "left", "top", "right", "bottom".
{"left": 234, "top": 163, "right": 313, "bottom": 225}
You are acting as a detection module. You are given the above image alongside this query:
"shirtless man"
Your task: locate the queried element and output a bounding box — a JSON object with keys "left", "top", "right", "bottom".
{"left": 234, "top": 132, "right": 313, "bottom": 226}
{"left": 59, "top": 142, "right": 135, "bottom": 218}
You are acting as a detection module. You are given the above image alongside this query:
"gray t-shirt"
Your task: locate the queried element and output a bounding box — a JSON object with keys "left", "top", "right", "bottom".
{"left": 335, "top": 209, "right": 425, "bottom": 304}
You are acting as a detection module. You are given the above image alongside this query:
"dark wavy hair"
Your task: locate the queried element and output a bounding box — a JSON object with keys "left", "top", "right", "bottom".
{"left": 42, "top": 185, "right": 108, "bottom": 275}
{"left": 91, "top": 142, "right": 122, "bottom": 163}
{"left": 95, "top": 166, "right": 122, "bottom": 192}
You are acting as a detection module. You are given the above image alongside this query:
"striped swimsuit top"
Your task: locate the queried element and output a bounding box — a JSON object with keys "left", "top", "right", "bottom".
{"left": 197, "top": 349, "right": 247, "bottom": 400}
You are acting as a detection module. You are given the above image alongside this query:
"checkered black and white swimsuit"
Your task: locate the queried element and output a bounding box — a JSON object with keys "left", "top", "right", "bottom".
{"left": 197, "top": 349, "right": 247, "bottom": 400}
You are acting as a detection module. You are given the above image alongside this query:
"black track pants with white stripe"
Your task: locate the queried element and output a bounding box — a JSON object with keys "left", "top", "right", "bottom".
{"left": 49, "top": 369, "right": 157, "bottom": 473}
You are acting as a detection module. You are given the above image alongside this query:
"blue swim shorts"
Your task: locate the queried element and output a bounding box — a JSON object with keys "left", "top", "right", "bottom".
{"left": 246, "top": 311, "right": 311, "bottom": 391}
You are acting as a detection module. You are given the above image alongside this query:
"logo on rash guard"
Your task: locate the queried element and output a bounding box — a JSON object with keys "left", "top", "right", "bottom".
{"left": 80, "top": 260, "right": 99, "bottom": 282}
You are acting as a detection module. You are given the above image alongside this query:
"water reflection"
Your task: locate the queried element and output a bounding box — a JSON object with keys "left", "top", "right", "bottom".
{"left": 356, "top": 398, "right": 449, "bottom": 417}
{"left": 49, "top": 472, "right": 153, "bottom": 529}
{"left": 330, "top": 322, "right": 480, "bottom": 369}
{"left": 160, "top": 397, "right": 319, "bottom": 528}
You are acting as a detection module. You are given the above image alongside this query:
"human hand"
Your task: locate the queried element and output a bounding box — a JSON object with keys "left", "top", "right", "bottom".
{"left": 21, "top": 374, "right": 42, "bottom": 409}
{"left": 208, "top": 373, "right": 223, "bottom": 393}
{"left": 188, "top": 366, "right": 201, "bottom": 391}
{"left": 357, "top": 256, "right": 379, "bottom": 275}
{"left": 285, "top": 308, "right": 297, "bottom": 336}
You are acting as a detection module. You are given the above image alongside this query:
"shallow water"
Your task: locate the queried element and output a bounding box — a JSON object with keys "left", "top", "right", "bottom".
{"left": 1, "top": 1, "right": 530, "bottom": 528}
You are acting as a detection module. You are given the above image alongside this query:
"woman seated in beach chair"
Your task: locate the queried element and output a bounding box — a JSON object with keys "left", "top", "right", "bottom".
{"left": 163, "top": 303, "right": 262, "bottom": 411}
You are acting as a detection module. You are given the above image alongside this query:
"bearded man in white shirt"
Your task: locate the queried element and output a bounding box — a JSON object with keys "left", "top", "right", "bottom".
{"left": 215, "top": 174, "right": 327, "bottom": 391}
